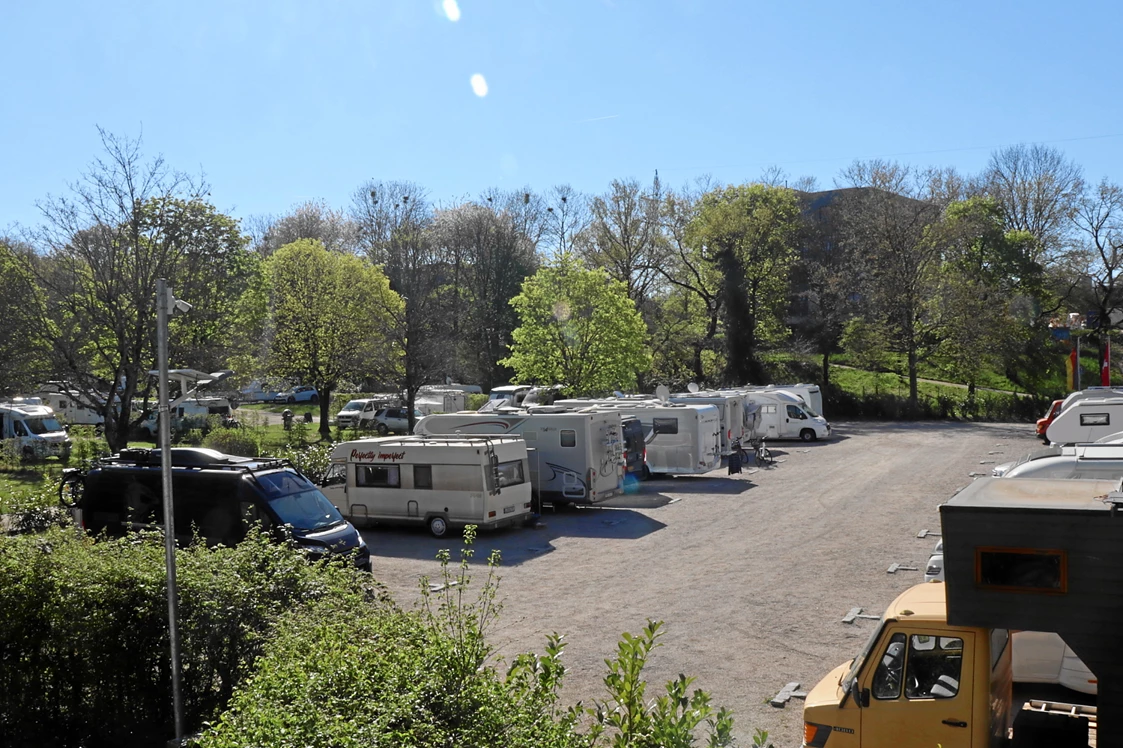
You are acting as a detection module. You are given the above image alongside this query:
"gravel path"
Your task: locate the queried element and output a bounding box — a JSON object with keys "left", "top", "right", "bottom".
{"left": 362, "top": 420, "right": 1039, "bottom": 746}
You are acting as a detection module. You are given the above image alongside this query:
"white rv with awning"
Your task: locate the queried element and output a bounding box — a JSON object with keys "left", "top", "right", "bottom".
{"left": 413, "top": 408, "right": 624, "bottom": 505}
{"left": 323, "top": 435, "right": 533, "bottom": 538}
{"left": 553, "top": 399, "right": 721, "bottom": 476}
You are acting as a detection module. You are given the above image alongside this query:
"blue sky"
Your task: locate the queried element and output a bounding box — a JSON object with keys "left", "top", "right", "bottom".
{"left": 3, "top": 0, "right": 1122, "bottom": 233}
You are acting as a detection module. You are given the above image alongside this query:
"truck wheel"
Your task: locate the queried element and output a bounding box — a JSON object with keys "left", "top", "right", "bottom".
{"left": 376, "top": 423, "right": 389, "bottom": 436}
{"left": 428, "top": 515, "right": 449, "bottom": 538}
{"left": 641, "top": 464, "right": 651, "bottom": 481}
{"left": 800, "top": 428, "right": 816, "bottom": 442}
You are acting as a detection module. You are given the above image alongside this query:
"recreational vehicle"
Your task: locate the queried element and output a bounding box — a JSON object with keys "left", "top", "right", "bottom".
{"left": 0, "top": 402, "right": 72, "bottom": 460}
{"left": 738, "top": 383, "right": 824, "bottom": 417}
{"left": 414, "top": 408, "right": 625, "bottom": 505}
{"left": 37, "top": 385, "right": 107, "bottom": 428}
{"left": 486, "top": 385, "right": 533, "bottom": 407}
{"left": 322, "top": 435, "right": 534, "bottom": 538}
{"left": 554, "top": 399, "right": 721, "bottom": 476}
{"left": 669, "top": 391, "right": 745, "bottom": 455}
{"left": 1044, "top": 396, "right": 1123, "bottom": 444}
{"left": 742, "top": 390, "right": 831, "bottom": 441}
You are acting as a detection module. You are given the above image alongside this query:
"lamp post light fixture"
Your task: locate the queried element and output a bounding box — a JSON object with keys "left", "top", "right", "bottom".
{"left": 156, "top": 278, "right": 191, "bottom": 744}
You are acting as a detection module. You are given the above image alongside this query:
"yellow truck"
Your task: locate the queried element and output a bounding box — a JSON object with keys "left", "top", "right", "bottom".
{"left": 802, "top": 475, "right": 1123, "bottom": 747}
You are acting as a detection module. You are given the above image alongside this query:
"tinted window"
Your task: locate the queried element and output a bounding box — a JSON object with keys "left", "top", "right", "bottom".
{"left": 653, "top": 418, "right": 678, "bottom": 435}
{"left": 414, "top": 465, "right": 432, "bottom": 489}
{"left": 357, "top": 465, "right": 401, "bottom": 488}
{"left": 977, "top": 547, "right": 1066, "bottom": 592}
{"left": 561, "top": 430, "right": 576, "bottom": 447}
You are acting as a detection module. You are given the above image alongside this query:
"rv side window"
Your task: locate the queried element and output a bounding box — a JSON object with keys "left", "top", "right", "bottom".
{"left": 652, "top": 418, "right": 678, "bottom": 435}
{"left": 761, "top": 405, "right": 777, "bottom": 414}
{"left": 414, "top": 465, "right": 433, "bottom": 489}
{"left": 1080, "top": 413, "right": 1109, "bottom": 426}
{"left": 976, "top": 547, "right": 1067, "bottom": 592}
{"left": 496, "top": 460, "right": 525, "bottom": 487}
{"left": 561, "top": 430, "right": 576, "bottom": 447}
{"left": 357, "top": 465, "right": 401, "bottom": 488}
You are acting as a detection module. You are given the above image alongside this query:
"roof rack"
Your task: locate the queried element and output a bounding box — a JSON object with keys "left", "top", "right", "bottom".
{"left": 99, "top": 447, "right": 291, "bottom": 473}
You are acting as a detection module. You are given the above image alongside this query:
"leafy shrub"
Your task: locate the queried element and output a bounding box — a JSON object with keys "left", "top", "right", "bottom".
{"left": 271, "top": 442, "right": 333, "bottom": 483}
{"left": 202, "top": 427, "right": 261, "bottom": 457}
{"left": 466, "top": 393, "right": 489, "bottom": 411}
{"left": 0, "top": 528, "right": 372, "bottom": 748}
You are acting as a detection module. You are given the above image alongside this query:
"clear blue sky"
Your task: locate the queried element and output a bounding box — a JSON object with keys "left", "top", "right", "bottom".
{"left": 3, "top": 0, "right": 1122, "bottom": 233}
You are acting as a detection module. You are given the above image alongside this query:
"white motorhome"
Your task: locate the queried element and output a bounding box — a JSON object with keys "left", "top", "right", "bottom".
{"left": 1044, "top": 396, "right": 1123, "bottom": 444}
{"left": 554, "top": 399, "right": 721, "bottom": 476}
{"left": 668, "top": 391, "right": 745, "bottom": 455}
{"left": 0, "top": 402, "right": 72, "bottom": 460}
{"left": 322, "top": 435, "right": 534, "bottom": 538}
{"left": 742, "top": 390, "right": 831, "bottom": 441}
{"left": 486, "top": 385, "right": 533, "bottom": 407}
{"left": 414, "top": 387, "right": 468, "bottom": 415}
{"left": 37, "top": 386, "right": 107, "bottom": 428}
{"left": 1000, "top": 443, "right": 1123, "bottom": 480}
{"left": 414, "top": 408, "right": 624, "bottom": 505}
{"left": 139, "top": 397, "right": 236, "bottom": 438}
{"left": 738, "top": 383, "right": 824, "bottom": 418}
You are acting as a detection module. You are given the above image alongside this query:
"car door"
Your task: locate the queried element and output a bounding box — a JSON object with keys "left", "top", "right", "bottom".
{"left": 783, "top": 404, "right": 806, "bottom": 438}
{"left": 859, "top": 628, "right": 974, "bottom": 748}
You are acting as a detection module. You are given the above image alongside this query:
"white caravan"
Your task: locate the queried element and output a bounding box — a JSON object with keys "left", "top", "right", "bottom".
{"left": 36, "top": 386, "right": 107, "bottom": 428}
{"left": 742, "top": 390, "right": 831, "bottom": 441}
{"left": 553, "top": 399, "right": 721, "bottom": 476}
{"left": 414, "top": 408, "right": 624, "bottom": 505}
{"left": 414, "top": 387, "right": 468, "bottom": 415}
{"left": 486, "top": 385, "right": 533, "bottom": 407}
{"left": 668, "top": 392, "right": 745, "bottom": 455}
{"left": 322, "top": 435, "right": 533, "bottom": 538}
{"left": 1000, "top": 443, "right": 1123, "bottom": 480}
{"left": 738, "top": 384, "right": 824, "bottom": 417}
{"left": 0, "top": 402, "right": 72, "bottom": 460}
{"left": 1044, "top": 396, "right": 1123, "bottom": 445}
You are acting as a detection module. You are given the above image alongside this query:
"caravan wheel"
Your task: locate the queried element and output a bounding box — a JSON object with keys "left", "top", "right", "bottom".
{"left": 800, "top": 428, "right": 816, "bottom": 442}
{"left": 428, "top": 515, "right": 449, "bottom": 538}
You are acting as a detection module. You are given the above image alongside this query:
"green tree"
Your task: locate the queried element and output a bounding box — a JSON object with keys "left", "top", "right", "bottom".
{"left": 687, "top": 184, "right": 801, "bottom": 384}
{"left": 501, "top": 254, "right": 650, "bottom": 395}
{"left": 265, "top": 239, "right": 401, "bottom": 439}
{"left": 0, "top": 239, "right": 51, "bottom": 394}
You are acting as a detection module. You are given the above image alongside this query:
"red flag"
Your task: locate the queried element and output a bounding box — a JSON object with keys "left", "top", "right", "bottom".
{"left": 1104, "top": 338, "right": 1112, "bottom": 386}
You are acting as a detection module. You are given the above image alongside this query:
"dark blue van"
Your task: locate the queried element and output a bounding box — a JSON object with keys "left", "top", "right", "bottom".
{"left": 69, "top": 448, "right": 370, "bottom": 571}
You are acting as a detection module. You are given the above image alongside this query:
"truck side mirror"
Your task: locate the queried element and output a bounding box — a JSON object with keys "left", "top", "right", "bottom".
{"left": 850, "top": 679, "right": 868, "bottom": 708}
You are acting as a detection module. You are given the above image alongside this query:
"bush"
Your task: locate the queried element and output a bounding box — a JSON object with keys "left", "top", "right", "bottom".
{"left": 0, "top": 528, "right": 373, "bottom": 748}
{"left": 202, "top": 427, "right": 261, "bottom": 457}
{"left": 466, "top": 393, "right": 489, "bottom": 411}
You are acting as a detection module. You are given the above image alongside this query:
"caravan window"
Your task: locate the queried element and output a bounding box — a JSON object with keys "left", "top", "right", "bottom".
{"left": 357, "top": 465, "right": 401, "bottom": 488}
{"left": 561, "top": 430, "right": 576, "bottom": 447}
{"left": 1080, "top": 413, "right": 1110, "bottom": 426}
{"left": 761, "top": 404, "right": 777, "bottom": 414}
{"left": 652, "top": 418, "right": 678, "bottom": 435}
{"left": 414, "top": 465, "right": 432, "bottom": 489}
{"left": 976, "top": 547, "right": 1067, "bottom": 592}
{"left": 496, "top": 460, "right": 525, "bottom": 487}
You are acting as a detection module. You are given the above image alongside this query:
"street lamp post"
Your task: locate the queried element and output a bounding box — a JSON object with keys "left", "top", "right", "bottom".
{"left": 157, "top": 278, "right": 191, "bottom": 744}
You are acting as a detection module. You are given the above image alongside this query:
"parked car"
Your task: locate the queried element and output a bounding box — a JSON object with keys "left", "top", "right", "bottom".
{"left": 274, "top": 385, "right": 319, "bottom": 404}
{"left": 360, "top": 407, "right": 424, "bottom": 435}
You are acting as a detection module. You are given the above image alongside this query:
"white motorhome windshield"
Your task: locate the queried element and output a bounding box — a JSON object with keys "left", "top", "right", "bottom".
{"left": 341, "top": 400, "right": 365, "bottom": 412}
{"left": 26, "top": 416, "right": 64, "bottom": 434}
{"left": 257, "top": 471, "right": 345, "bottom": 532}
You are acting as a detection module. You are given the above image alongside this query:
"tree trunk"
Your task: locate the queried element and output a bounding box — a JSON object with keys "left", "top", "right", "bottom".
{"left": 908, "top": 349, "right": 919, "bottom": 415}
{"left": 821, "top": 349, "right": 831, "bottom": 386}
{"left": 318, "top": 387, "right": 332, "bottom": 440}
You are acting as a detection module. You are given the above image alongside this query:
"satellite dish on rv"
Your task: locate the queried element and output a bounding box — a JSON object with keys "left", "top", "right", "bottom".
{"left": 687, "top": 382, "right": 700, "bottom": 393}
{"left": 613, "top": 390, "right": 625, "bottom": 398}
{"left": 655, "top": 384, "right": 671, "bottom": 404}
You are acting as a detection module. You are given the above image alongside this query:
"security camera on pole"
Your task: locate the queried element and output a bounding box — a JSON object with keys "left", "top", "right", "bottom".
{"left": 157, "top": 278, "right": 191, "bottom": 745}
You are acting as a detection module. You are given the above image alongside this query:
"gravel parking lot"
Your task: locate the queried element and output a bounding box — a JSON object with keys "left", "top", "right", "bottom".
{"left": 363, "top": 420, "right": 1040, "bottom": 746}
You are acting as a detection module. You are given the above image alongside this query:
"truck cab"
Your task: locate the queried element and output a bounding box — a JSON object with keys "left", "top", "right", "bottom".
{"left": 802, "top": 582, "right": 1010, "bottom": 748}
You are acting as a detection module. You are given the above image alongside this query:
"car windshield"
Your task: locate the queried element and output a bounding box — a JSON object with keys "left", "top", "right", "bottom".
{"left": 341, "top": 400, "right": 365, "bottom": 412}
{"left": 26, "top": 417, "right": 64, "bottom": 434}
{"left": 840, "top": 621, "right": 886, "bottom": 698}
{"left": 256, "top": 470, "right": 345, "bottom": 532}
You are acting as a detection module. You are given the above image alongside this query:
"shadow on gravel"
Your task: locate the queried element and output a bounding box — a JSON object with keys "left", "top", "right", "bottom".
{"left": 651, "top": 475, "right": 756, "bottom": 495}
{"left": 364, "top": 506, "right": 666, "bottom": 567}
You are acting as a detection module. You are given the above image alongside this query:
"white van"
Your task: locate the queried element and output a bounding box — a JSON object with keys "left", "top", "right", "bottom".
{"left": 554, "top": 399, "right": 721, "bottom": 476}
{"left": 0, "top": 402, "right": 72, "bottom": 460}
{"left": 668, "top": 392, "right": 745, "bottom": 455}
{"left": 742, "top": 390, "right": 831, "bottom": 441}
{"left": 1044, "top": 396, "right": 1123, "bottom": 445}
{"left": 322, "top": 435, "right": 533, "bottom": 538}
{"left": 414, "top": 408, "right": 624, "bottom": 505}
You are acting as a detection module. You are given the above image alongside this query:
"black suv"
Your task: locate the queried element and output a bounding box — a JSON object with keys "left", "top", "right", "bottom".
{"left": 66, "top": 448, "right": 370, "bottom": 571}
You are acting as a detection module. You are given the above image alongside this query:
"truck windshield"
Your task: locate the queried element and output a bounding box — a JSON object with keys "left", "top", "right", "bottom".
{"left": 341, "top": 400, "right": 365, "bottom": 412}
{"left": 26, "top": 417, "right": 64, "bottom": 434}
{"left": 840, "top": 621, "right": 886, "bottom": 698}
{"left": 256, "top": 471, "right": 345, "bottom": 532}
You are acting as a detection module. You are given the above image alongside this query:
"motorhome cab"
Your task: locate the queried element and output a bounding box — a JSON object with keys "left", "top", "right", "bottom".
{"left": 414, "top": 408, "right": 624, "bottom": 505}
{"left": 1044, "top": 396, "right": 1123, "bottom": 444}
{"left": 322, "top": 435, "right": 533, "bottom": 538}
{"left": 554, "top": 399, "right": 721, "bottom": 476}
{"left": 487, "top": 385, "right": 533, "bottom": 407}
{"left": 0, "top": 402, "right": 72, "bottom": 460}
{"left": 743, "top": 390, "right": 831, "bottom": 441}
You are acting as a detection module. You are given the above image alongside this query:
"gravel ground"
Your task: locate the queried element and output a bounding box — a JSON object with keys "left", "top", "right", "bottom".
{"left": 362, "top": 420, "right": 1041, "bottom": 746}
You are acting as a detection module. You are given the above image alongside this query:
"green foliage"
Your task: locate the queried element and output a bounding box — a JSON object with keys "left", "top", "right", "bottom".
{"left": 0, "top": 527, "right": 371, "bottom": 748}
{"left": 202, "top": 427, "right": 261, "bottom": 457}
{"left": 466, "top": 392, "right": 490, "bottom": 411}
{"left": 0, "top": 240, "right": 51, "bottom": 394}
{"left": 502, "top": 254, "right": 651, "bottom": 395}
{"left": 588, "top": 619, "right": 735, "bottom": 748}
{"left": 840, "top": 317, "right": 892, "bottom": 373}
{"left": 272, "top": 442, "right": 333, "bottom": 484}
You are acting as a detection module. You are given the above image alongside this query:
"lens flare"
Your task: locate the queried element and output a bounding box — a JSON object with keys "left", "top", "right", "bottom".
{"left": 470, "top": 73, "right": 489, "bottom": 97}
{"left": 442, "top": 0, "right": 461, "bottom": 22}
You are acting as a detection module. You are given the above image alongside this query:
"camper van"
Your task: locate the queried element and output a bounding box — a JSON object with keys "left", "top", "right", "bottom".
{"left": 1044, "top": 396, "right": 1123, "bottom": 444}
{"left": 738, "top": 383, "right": 824, "bottom": 418}
{"left": 668, "top": 391, "right": 745, "bottom": 455}
{"left": 414, "top": 408, "right": 625, "bottom": 505}
{"left": 0, "top": 402, "right": 72, "bottom": 460}
{"left": 742, "top": 390, "right": 831, "bottom": 441}
{"left": 322, "top": 435, "right": 533, "bottom": 537}
{"left": 554, "top": 399, "right": 721, "bottom": 476}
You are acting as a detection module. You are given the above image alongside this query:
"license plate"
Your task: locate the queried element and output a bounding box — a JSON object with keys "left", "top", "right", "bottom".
{"left": 503, "top": 505, "right": 515, "bottom": 514}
